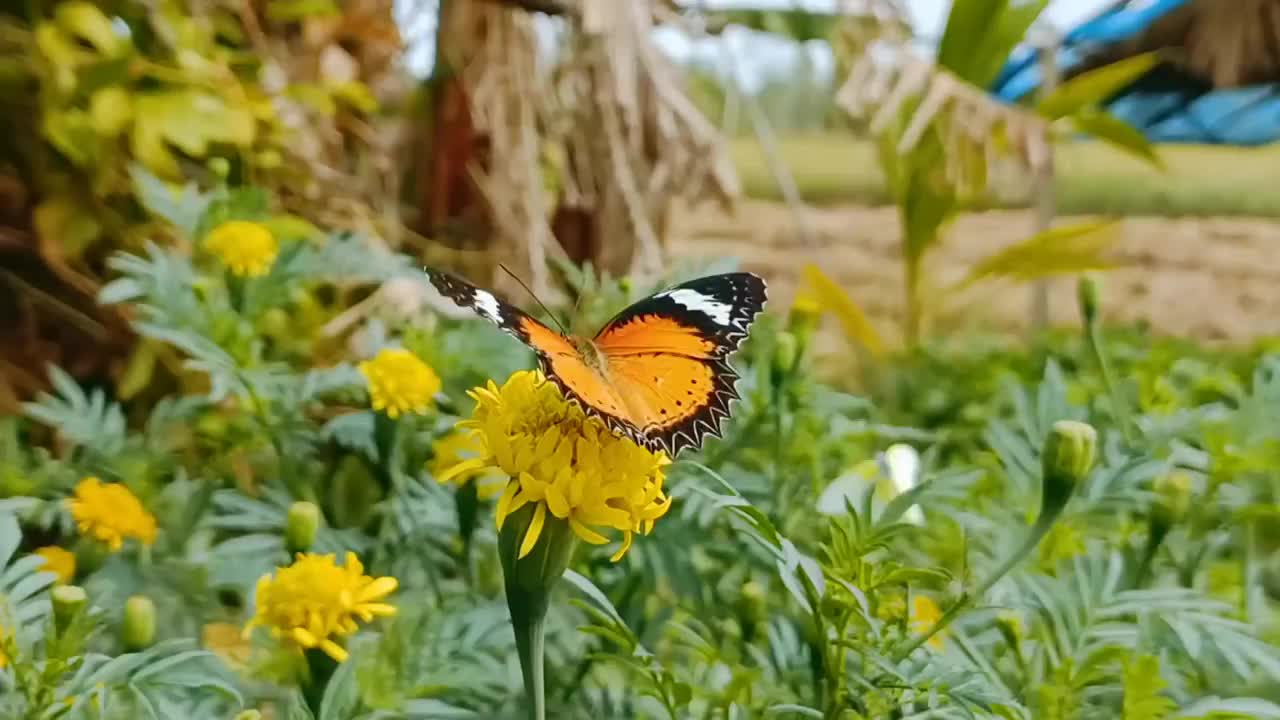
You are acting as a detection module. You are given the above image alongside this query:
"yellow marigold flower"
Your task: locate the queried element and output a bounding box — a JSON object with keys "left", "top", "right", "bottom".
{"left": 911, "top": 594, "right": 946, "bottom": 649}
{"left": 0, "top": 625, "right": 9, "bottom": 669}
{"left": 203, "top": 622, "right": 253, "bottom": 669}
{"left": 358, "top": 348, "right": 442, "bottom": 418}
{"left": 430, "top": 429, "right": 505, "bottom": 500}
{"left": 204, "top": 220, "right": 278, "bottom": 277}
{"left": 66, "top": 477, "right": 157, "bottom": 551}
{"left": 244, "top": 551, "right": 397, "bottom": 663}
{"left": 438, "top": 370, "right": 672, "bottom": 562}
{"left": 34, "top": 546, "right": 76, "bottom": 584}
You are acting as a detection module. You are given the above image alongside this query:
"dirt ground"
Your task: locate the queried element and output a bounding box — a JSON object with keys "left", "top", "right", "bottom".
{"left": 673, "top": 201, "right": 1280, "bottom": 347}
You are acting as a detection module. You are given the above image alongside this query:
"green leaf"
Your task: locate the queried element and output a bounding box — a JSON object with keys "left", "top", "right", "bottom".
{"left": 1070, "top": 107, "right": 1164, "bottom": 170}
{"left": 1038, "top": 52, "right": 1162, "bottom": 120}
{"left": 129, "top": 164, "right": 215, "bottom": 238}
{"left": 938, "top": 0, "right": 1049, "bottom": 86}
{"left": 1122, "top": 654, "right": 1176, "bottom": 720}
{"left": 948, "top": 220, "right": 1119, "bottom": 293}
{"left": 131, "top": 90, "right": 256, "bottom": 178}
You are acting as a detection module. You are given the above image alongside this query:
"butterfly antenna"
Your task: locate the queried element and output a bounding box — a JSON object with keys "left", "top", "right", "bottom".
{"left": 498, "top": 264, "right": 570, "bottom": 335}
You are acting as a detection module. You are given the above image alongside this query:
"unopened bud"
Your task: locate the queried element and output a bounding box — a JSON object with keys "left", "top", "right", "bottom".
{"left": 772, "top": 331, "right": 798, "bottom": 377}
{"left": 52, "top": 585, "right": 88, "bottom": 635}
{"left": 1150, "top": 471, "right": 1192, "bottom": 536}
{"left": 1040, "top": 421, "right": 1096, "bottom": 518}
{"left": 207, "top": 156, "right": 230, "bottom": 179}
{"left": 122, "top": 595, "right": 156, "bottom": 650}
{"left": 285, "top": 501, "right": 322, "bottom": 554}
{"left": 787, "top": 294, "right": 821, "bottom": 341}
{"left": 1077, "top": 275, "right": 1100, "bottom": 324}
{"left": 234, "top": 711, "right": 264, "bottom": 720}
{"left": 736, "top": 580, "right": 768, "bottom": 626}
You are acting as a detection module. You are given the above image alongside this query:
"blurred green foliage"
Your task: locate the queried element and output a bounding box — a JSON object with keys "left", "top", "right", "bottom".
{"left": 0, "top": 174, "right": 1278, "bottom": 718}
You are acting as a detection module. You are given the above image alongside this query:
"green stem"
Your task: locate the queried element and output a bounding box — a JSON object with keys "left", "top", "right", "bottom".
{"left": 455, "top": 480, "right": 479, "bottom": 586}
{"left": 1085, "top": 319, "right": 1135, "bottom": 445}
{"left": 373, "top": 411, "right": 400, "bottom": 494}
{"left": 893, "top": 510, "right": 1059, "bottom": 661}
{"left": 904, "top": 253, "right": 922, "bottom": 349}
{"left": 227, "top": 272, "right": 246, "bottom": 314}
{"left": 498, "top": 506, "right": 578, "bottom": 720}
{"left": 510, "top": 593, "right": 548, "bottom": 720}
{"left": 302, "top": 648, "right": 339, "bottom": 716}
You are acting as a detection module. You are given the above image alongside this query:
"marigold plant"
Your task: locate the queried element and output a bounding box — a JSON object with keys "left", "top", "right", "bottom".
{"left": 203, "top": 220, "right": 279, "bottom": 277}
{"left": 358, "top": 348, "right": 442, "bottom": 419}
{"left": 439, "top": 370, "right": 672, "bottom": 561}
{"left": 244, "top": 551, "right": 397, "bottom": 663}
{"left": 66, "top": 477, "right": 158, "bottom": 551}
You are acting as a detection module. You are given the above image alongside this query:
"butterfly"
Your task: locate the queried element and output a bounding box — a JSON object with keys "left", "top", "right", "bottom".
{"left": 427, "top": 269, "right": 767, "bottom": 457}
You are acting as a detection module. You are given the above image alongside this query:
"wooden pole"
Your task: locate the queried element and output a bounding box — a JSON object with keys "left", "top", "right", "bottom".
{"left": 1031, "top": 30, "right": 1060, "bottom": 333}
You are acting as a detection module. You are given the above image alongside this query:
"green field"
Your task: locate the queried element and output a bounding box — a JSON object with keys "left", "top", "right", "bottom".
{"left": 732, "top": 134, "right": 1280, "bottom": 217}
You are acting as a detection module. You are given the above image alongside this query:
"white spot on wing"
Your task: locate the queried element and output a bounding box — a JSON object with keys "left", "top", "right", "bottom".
{"left": 473, "top": 289, "right": 503, "bottom": 323}
{"left": 663, "top": 289, "right": 733, "bottom": 325}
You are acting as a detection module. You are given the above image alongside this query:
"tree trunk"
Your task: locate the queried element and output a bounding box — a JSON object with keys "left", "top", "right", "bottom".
{"left": 415, "top": 0, "right": 491, "bottom": 249}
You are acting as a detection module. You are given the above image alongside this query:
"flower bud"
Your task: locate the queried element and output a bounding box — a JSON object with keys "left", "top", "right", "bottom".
{"left": 122, "top": 595, "right": 156, "bottom": 650}
{"left": 736, "top": 580, "right": 768, "bottom": 627}
{"left": 772, "top": 331, "right": 798, "bottom": 378}
{"left": 1150, "top": 471, "right": 1192, "bottom": 537}
{"left": 52, "top": 585, "right": 88, "bottom": 636}
{"left": 787, "top": 294, "right": 821, "bottom": 345}
{"left": 1077, "top": 275, "right": 1100, "bottom": 325}
{"left": 1040, "top": 420, "right": 1096, "bottom": 519}
{"left": 995, "top": 610, "right": 1024, "bottom": 649}
{"left": 285, "top": 501, "right": 322, "bottom": 554}
{"left": 234, "top": 711, "right": 263, "bottom": 720}
{"left": 207, "top": 156, "right": 230, "bottom": 179}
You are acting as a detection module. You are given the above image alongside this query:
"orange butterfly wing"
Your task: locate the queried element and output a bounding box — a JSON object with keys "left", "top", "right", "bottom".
{"left": 593, "top": 273, "right": 766, "bottom": 455}
{"left": 428, "top": 268, "right": 766, "bottom": 456}
{"left": 516, "top": 317, "right": 634, "bottom": 429}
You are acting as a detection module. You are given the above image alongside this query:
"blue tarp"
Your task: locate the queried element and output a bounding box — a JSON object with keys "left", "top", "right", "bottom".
{"left": 991, "top": 0, "right": 1280, "bottom": 145}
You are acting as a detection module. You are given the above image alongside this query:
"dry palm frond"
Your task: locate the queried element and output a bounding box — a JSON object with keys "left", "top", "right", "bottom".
{"left": 444, "top": 0, "right": 738, "bottom": 297}
{"left": 835, "top": 43, "right": 1050, "bottom": 194}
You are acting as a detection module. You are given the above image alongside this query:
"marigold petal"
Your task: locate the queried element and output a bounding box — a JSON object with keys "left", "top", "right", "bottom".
{"left": 495, "top": 481, "right": 520, "bottom": 530}
{"left": 357, "top": 577, "right": 398, "bottom": 602}
{"left": 569, "top": 518, "right": 609, "bottom": 545}
{"left": 518, "top": 503, "right": 547, "bottom": 559}
{"left": 544, "top": 483, "right": 571, "bottom": 519}
{"left": 319, "top": 639, "right": 349, "bottom": 662}
{"left": 292, "top": 627, "right": 318, "bottom": 648}
{"left": 610, "top": 531, "right": 634, "bottom": 562}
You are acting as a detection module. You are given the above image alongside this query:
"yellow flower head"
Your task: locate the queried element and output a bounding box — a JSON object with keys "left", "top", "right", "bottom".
{"left": 430, "top": 429, "right": 506, "bottom": 500}
{"left": 34, "top": 546, "right": 76, "bottom": 585}
{"left": 66, "top": 477, "right": 157, "bottom": 551}
{"left": 244, "top": 551, "right": 397, "bottom": 663}
{"left": 438, "top": 370, "right": 673, "bottom": 562}
{"left": 204, "top": 220, "right": 278, "bottom": 277}
{"left": 911, "top": 594, "right": 946, "bottom": 649}
{"left": 358, "top": 348, "right": 442, "bottom": 419}
{"left": 203, "top": 622, "right": 253, "bottom": 669}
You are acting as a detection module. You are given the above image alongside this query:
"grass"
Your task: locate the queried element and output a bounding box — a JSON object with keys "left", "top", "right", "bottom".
{"left": 731, "top": 134, "right": 1280, "bottom": 217}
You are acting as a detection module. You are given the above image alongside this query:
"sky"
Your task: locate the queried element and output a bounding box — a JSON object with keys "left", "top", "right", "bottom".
{"left": 397, "top": 0, "right": 1117, "bottom": 84}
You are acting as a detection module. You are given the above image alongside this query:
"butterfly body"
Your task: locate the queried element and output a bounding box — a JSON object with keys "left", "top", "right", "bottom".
{"left": 428, "top": 269, "right": 767, "bottom": 456}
